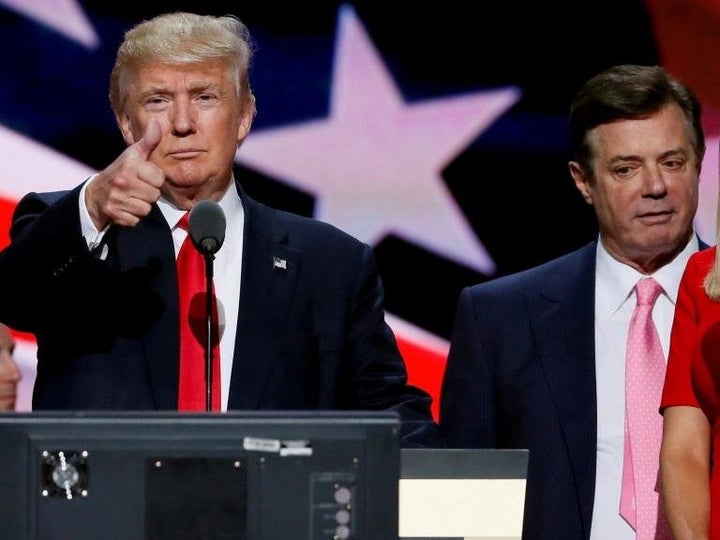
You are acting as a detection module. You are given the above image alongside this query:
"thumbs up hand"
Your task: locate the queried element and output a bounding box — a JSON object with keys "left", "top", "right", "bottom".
{"left": 85, "top": 119, "right": 165, "bottom": 229}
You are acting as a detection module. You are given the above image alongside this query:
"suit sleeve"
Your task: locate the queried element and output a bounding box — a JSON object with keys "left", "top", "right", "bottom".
{"left": 0, "top": 187, "right": 90, "bottom": 331}
{"left": 342, "top": 243, "right": 440, "bottom": 447}
{"left": 439, "top": 286, "right": 497, "bottom": 447}
{"left": 0, "top": 184, "right": 145, "bottom": 348}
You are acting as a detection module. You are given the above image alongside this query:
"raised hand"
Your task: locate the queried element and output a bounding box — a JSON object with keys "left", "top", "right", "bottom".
{"left": 85, "top": 119, "right": 165, "bottom": 229}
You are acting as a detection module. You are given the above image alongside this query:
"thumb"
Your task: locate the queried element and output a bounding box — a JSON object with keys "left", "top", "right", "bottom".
{"left": 134, "top": 118, "right": 162, "bottom": 160}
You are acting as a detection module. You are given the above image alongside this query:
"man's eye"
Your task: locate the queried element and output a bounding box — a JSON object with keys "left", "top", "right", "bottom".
{"left": 662, "top": 159, "right": 684, "bottom": 170}
{"left": 614, "top": 166, "right": 633, "bottom": 177}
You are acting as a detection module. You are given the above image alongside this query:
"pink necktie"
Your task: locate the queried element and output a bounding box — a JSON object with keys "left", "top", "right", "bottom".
{"left": 176, "top": 212, "right": 221, "bottom": 411}
{"left": 620, "top": 277, "right": 671, "bottom": 538}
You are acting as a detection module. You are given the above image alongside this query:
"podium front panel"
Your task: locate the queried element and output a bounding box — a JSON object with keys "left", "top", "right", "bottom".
{"left": 0, "top": 410, "right": 400, "bottom": 540}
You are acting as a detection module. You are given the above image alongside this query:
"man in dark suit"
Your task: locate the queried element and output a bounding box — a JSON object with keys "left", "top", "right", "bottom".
{"left": 439, "top": 64, "right": 706, "bottom": 538}
{"left": 0, "top": 12, "right": 437, "bottom": 446}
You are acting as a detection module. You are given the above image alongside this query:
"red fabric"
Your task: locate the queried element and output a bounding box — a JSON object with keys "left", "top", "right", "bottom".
{"left": 176, "top": 212, "right": 221, "bottom": 411}
{"left": 397, "top": 336, "right": 447, "bottom": 421}
{"left": 661, "top": 247, "right": 720, "bottom": 537}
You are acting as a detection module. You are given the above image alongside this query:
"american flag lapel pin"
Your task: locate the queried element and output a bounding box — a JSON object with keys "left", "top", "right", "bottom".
{"left": 273, "top": 256, "right": 287, "bottom": 270}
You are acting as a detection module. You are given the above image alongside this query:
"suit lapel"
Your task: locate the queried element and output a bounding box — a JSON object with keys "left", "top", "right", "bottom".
{"left": 116, "top": 207, "right": 179, "bottom": 409}
{"left": 527, "top": 243, "right": 597, "bottom": 534}
{"left": 227, "top": 195, "right": 299, "bottom": 409}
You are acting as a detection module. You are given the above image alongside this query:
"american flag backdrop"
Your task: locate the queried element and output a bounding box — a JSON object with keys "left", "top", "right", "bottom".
{"left": 1, "top": 0, "right": 718, "bottom": 418}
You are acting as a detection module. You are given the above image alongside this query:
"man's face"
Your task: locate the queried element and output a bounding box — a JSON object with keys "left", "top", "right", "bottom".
{"left": 569, "top": 104, "right": 700, "bottom": 272}
{"left": 118, "top": 61, "right": 253, "bottom": 201}
{"left": 0, "top": 324, "right": 19, "bottom": 411}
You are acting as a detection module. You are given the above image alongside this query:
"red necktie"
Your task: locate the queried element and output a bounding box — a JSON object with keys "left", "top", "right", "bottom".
{"left": 176, "top": 212, "right": 221, "bottom": 411}
{"left": 620, "top": 277, "right": 671, "bottom": 538}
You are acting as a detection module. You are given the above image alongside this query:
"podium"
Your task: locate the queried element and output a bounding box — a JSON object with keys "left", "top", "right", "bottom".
{"left": 399, "top": 448, "right": 529, "bottom": 539}
{"left": 0, "top": 411, "right": 400, "bottom": 540}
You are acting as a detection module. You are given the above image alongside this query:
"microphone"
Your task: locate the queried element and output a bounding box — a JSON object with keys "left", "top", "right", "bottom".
{"left": 188, "top": 200, "right": 226, "bottom": 256}
{"left": 187, "top": 199, "right": 226, "bottom": 412}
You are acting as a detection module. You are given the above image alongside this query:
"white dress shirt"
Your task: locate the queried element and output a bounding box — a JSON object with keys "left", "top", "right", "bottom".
{"left": 590, "top": 234, "right": 698, "bottom": 539}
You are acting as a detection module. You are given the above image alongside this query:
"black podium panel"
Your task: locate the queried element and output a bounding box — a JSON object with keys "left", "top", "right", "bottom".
{"left": 0, "top": 410, "right": 400, "bottom": 540}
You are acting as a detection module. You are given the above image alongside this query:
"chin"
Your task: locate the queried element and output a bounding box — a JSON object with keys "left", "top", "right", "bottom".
{"left": 166, "top": 162, "right": 207, "bottom": 182}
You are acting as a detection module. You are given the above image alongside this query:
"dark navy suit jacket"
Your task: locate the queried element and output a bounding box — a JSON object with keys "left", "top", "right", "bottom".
{"left": 0, "top": 179, "right": 438, "bottom": 446}
{"left": 439, "top": 239, "right": 707, "bottom": 538}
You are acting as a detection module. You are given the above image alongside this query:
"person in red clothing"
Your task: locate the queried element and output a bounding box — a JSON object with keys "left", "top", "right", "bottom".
{"left": 660, "top": 242, "right": 720, "bottom": 538}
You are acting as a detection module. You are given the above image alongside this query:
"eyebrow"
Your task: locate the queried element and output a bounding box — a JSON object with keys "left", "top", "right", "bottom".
{"left": 608, "top": 148, "right": 688, "bottom": 165}
{"left": 138, "top": 80, "right": 221, "bottom": 97}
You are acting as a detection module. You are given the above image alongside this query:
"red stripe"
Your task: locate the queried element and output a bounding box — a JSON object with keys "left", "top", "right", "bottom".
{"left": 397, "top": 336, "right": 446, "bottom": 421}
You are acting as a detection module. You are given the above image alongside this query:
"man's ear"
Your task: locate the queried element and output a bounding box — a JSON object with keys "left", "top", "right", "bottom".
{"left": 117, "top": 114, "right": 135, "bottom": 146}
{"left": 569, "top": 161, "right": 594, "bottom": 205}
{"left": 236, "top": 98, "right": 255, "bottom": 144}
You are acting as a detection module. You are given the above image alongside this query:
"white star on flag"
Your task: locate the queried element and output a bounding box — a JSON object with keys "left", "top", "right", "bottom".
{"left": 235, "top": 4, "right": 522, "bottom": 276}
{"left": 0, "top": 0, "right": 98, "bottom": 48}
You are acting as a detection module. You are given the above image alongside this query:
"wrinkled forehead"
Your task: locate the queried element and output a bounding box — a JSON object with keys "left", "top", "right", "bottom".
{"left": 125, "top": 58, "right": 235, "bottom": 84}
{"left": 585, "top": 105, "right": 697, "bottom": 163}
{"left": 118, "top": 59, "right": 240, "bottom": 110}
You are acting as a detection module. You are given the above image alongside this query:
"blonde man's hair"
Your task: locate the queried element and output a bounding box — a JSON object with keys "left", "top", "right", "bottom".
{"left": 109, "top": 12, "right": 256, "bottom": 117}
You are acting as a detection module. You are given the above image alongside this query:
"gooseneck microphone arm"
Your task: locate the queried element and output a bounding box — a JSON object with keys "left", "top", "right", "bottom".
{"left": 188, "top": 200, "right": 227, "bottom": 412}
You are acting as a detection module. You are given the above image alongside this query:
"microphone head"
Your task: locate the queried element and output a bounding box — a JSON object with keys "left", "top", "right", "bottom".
{"left": 188, "top": 200, "right": 226, "bottom": 255}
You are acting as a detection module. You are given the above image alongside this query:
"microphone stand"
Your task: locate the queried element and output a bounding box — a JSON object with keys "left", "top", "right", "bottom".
{"left": 188, "top": 199, "right": 227, "bottom": 413}
{"left": 203, "top": 252, "right": 216, "bottom": 412}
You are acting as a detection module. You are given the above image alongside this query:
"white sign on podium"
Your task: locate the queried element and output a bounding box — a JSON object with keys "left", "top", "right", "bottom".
{"left": 399, "top": 448, "right": 529, "bottom": 540}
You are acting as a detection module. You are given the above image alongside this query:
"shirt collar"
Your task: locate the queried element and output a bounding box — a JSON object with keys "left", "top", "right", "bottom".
{"left": 595, "top": 233, "right": 699, "bottom": 313}
{"left": 157, "top": 178, "right": 243, "bottom": 230}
